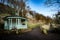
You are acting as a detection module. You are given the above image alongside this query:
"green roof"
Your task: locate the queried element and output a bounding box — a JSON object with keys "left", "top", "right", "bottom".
{"left": 4, "top": 15, "right": 27, "bottom": 20}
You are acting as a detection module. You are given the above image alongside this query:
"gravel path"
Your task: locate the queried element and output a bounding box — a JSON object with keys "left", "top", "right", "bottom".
{"left": 0, "top": 27, "right": 60, "bottom": 40}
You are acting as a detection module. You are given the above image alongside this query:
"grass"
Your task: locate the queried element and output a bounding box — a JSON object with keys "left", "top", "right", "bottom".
{"left": 27, "top": 22, "right": 40, "bottom": 29}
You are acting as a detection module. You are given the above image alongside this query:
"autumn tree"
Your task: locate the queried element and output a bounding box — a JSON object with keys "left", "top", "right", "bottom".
{"left": 54, "top": 11, "right": 60, "bottom": 24}
{"left": 0, "top": 0, "right": 28, "bottom": 17}
{"left": 34, "top": 13, "right": 46, "bottom": 21}
{"left": 45, "top": 16, "right": 52, "bottom": 24}
{"left": 45, "top": 0, "right": 60, "bottom": 24}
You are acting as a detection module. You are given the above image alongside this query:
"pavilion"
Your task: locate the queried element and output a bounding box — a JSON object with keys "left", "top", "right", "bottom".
{"left": 4, "top": 16, "right": 27, "bottom": 30}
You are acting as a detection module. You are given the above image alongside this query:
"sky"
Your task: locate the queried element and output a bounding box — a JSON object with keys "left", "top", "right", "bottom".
{"left": 27, "top": 0, "right": 59, "bottom": 18}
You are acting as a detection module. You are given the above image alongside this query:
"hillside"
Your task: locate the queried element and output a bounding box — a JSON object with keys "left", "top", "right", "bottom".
{"left": 0, "top": 3, "right": 52, "bottom": 30}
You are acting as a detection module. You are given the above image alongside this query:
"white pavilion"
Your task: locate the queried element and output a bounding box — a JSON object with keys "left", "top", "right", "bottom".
{"left": 4, "top": 16, "right": 27, "bottom": 30}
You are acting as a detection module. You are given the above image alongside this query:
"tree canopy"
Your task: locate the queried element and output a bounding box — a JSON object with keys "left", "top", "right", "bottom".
{"left": 0, "top": 0, "right": 28, "bottom": 16}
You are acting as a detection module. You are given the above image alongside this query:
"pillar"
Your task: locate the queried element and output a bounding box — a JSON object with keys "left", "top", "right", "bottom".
{"left": 8, "top": 19, "right": 10, "bottom": 30}
{"left": 16, "top": 18, "right": 17, "bottom": 26}
{"left": 11, "top": 18, "right": 12, "bottom": 29}
{"left": 18, "top": 18, "right": 19, "bottom": 25}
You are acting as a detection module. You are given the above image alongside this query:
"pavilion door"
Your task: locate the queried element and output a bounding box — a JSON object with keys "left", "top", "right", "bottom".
{"left": 12, "top": 18, "right": 16, "bottom": 29}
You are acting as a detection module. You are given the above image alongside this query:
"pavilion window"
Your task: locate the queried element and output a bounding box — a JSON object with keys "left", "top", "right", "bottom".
{"left": 12, "top": 18, "right": 16, "bottom": 23}
{"left": 21, "top": 19, "right": 25, "bottom": 25}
